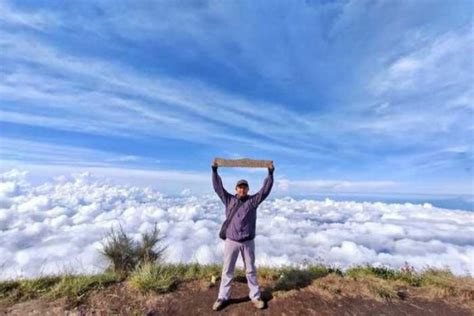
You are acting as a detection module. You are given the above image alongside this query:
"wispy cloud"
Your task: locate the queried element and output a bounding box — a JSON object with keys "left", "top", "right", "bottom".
{"left": 370, "top": 28, "right": 473, "bottom": 97}
{"left": 0, "top": 24, "right": 331, "bottom": 159}
{"left": 0, "top": 1, "right": 472, "bottom": 195}
{"left": 0, "top": 137, "right": 404, "bottom": 195}
{"left": 0, "top": 1, "right": 58, "bottom": 30}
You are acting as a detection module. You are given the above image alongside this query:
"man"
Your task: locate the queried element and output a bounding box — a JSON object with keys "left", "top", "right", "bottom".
{"left": 211, "top": 160, "right": 274, "bottom": 311}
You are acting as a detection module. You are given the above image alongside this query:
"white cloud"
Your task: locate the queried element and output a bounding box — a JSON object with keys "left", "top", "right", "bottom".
{"left": 0, "top": 169, "right": 472, "bottom": 280}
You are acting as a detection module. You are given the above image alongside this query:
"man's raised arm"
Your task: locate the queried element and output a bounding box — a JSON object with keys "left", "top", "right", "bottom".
{"left": 212, "top": 162, "right": 232, "bottom": 206}
{"left": 251, "top": 163, "right": 274, "bottom": 205}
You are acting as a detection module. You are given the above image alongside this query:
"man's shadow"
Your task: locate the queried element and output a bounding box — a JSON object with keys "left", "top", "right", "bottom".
{"left": 220, "top": 276, "right": 273, "bottom": 310}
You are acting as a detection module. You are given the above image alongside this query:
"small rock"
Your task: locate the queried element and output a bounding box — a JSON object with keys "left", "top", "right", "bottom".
{"left": 397, "top": 290, "right": 408, "bottom": 300}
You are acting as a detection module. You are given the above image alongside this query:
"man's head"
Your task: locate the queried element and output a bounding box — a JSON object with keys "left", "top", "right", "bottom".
{"left": 235, "top": 179, "right": 249, "bottom": 198}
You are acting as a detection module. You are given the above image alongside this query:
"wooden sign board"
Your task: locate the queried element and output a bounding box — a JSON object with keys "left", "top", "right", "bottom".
{"left": 213, "top": 157, "right": 273, "bottom": 168}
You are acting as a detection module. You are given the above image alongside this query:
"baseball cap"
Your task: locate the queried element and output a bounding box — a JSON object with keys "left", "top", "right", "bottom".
{"left": 236, "top": 179, "right": 248, "bottom": 187}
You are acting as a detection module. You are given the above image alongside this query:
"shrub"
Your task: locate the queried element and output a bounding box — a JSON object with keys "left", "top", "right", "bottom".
{"left": 99, "top": 223, "right": 167, "bottom": 275}
{"left": 135, "top": 224, "right": 167, "bottom": 265}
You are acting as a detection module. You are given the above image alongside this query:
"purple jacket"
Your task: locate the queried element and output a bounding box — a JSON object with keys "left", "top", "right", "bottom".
{"left": 212, "top": 168, "right": 274, "bottom": 242}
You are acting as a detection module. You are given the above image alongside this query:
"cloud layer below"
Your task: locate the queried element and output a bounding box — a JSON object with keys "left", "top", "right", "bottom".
{"left": 1, "top": 169, "right": 473, "bottom": 280}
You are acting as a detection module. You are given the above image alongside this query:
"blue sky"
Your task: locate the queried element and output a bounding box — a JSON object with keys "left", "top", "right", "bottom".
{"left": 0, "top": 0, "right": 473, "bottom": 197}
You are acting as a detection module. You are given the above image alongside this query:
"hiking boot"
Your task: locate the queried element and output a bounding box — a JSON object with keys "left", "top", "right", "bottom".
{"left": 212, "top": 298, "right": 227, "bottom": 311}
{"left": 251, "top": 297, "right": 265, "bottom": 309}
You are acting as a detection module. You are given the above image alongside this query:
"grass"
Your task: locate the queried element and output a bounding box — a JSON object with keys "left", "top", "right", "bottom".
{"left": 0, "top": 272, "right": 120, "bottom": 305}
{"left": 47, "top": 272, "right": 120, "bottom": 304}
{"left": 310, "top": 263, "right": 474, "bottom": 302}
{"left": 0, "top": 263, "right": 472, "bottom": 306}
{"left": 346, "top": 264, "right": 422, "bottom": 286}
{"left": 166, "top": 262, "right": 222, "bottom": 282}
{"left": 419, "top": 268, "right": 474, "bottom": 300}
{"left": 0, "top": 276, "right": 61, "bottom": 302}
{"left": 272, "top": 264, "right": 335, "bottom": 291}
{"left": 128, "top": 262, "right": 178, "bottom": 294}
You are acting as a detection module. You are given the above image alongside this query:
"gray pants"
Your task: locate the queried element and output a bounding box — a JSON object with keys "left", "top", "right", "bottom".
{"left": 217, "top": 238, "right": 261, "bottom": 301}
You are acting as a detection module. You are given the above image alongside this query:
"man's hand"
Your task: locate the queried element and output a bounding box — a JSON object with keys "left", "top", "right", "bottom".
{"left": 268, "top": 162, "right": 275, "bottom": 174}
{"left": 212, "top": 159, "right": 218, "bottom": 172}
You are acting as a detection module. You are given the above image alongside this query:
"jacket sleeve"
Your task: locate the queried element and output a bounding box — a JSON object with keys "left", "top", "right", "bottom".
{"left": 251, "top": 170, "right": 274, "bottom": 206}
{"left": 212, "top": 168, "right": 232, "bottom": 206}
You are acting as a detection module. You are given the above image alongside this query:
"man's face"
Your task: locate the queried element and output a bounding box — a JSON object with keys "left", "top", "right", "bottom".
{"left": 235, "top": 184, "right": 249, "bottom": 198}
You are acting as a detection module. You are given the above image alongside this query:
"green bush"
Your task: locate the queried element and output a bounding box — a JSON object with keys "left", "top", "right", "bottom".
{"left": 99, "top": 223, "right": 167, "bottom": 275}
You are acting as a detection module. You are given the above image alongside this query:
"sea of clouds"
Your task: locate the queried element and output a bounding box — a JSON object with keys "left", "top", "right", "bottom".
{"left": 0, "top": 169, "right": 473, "bottom": 280}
